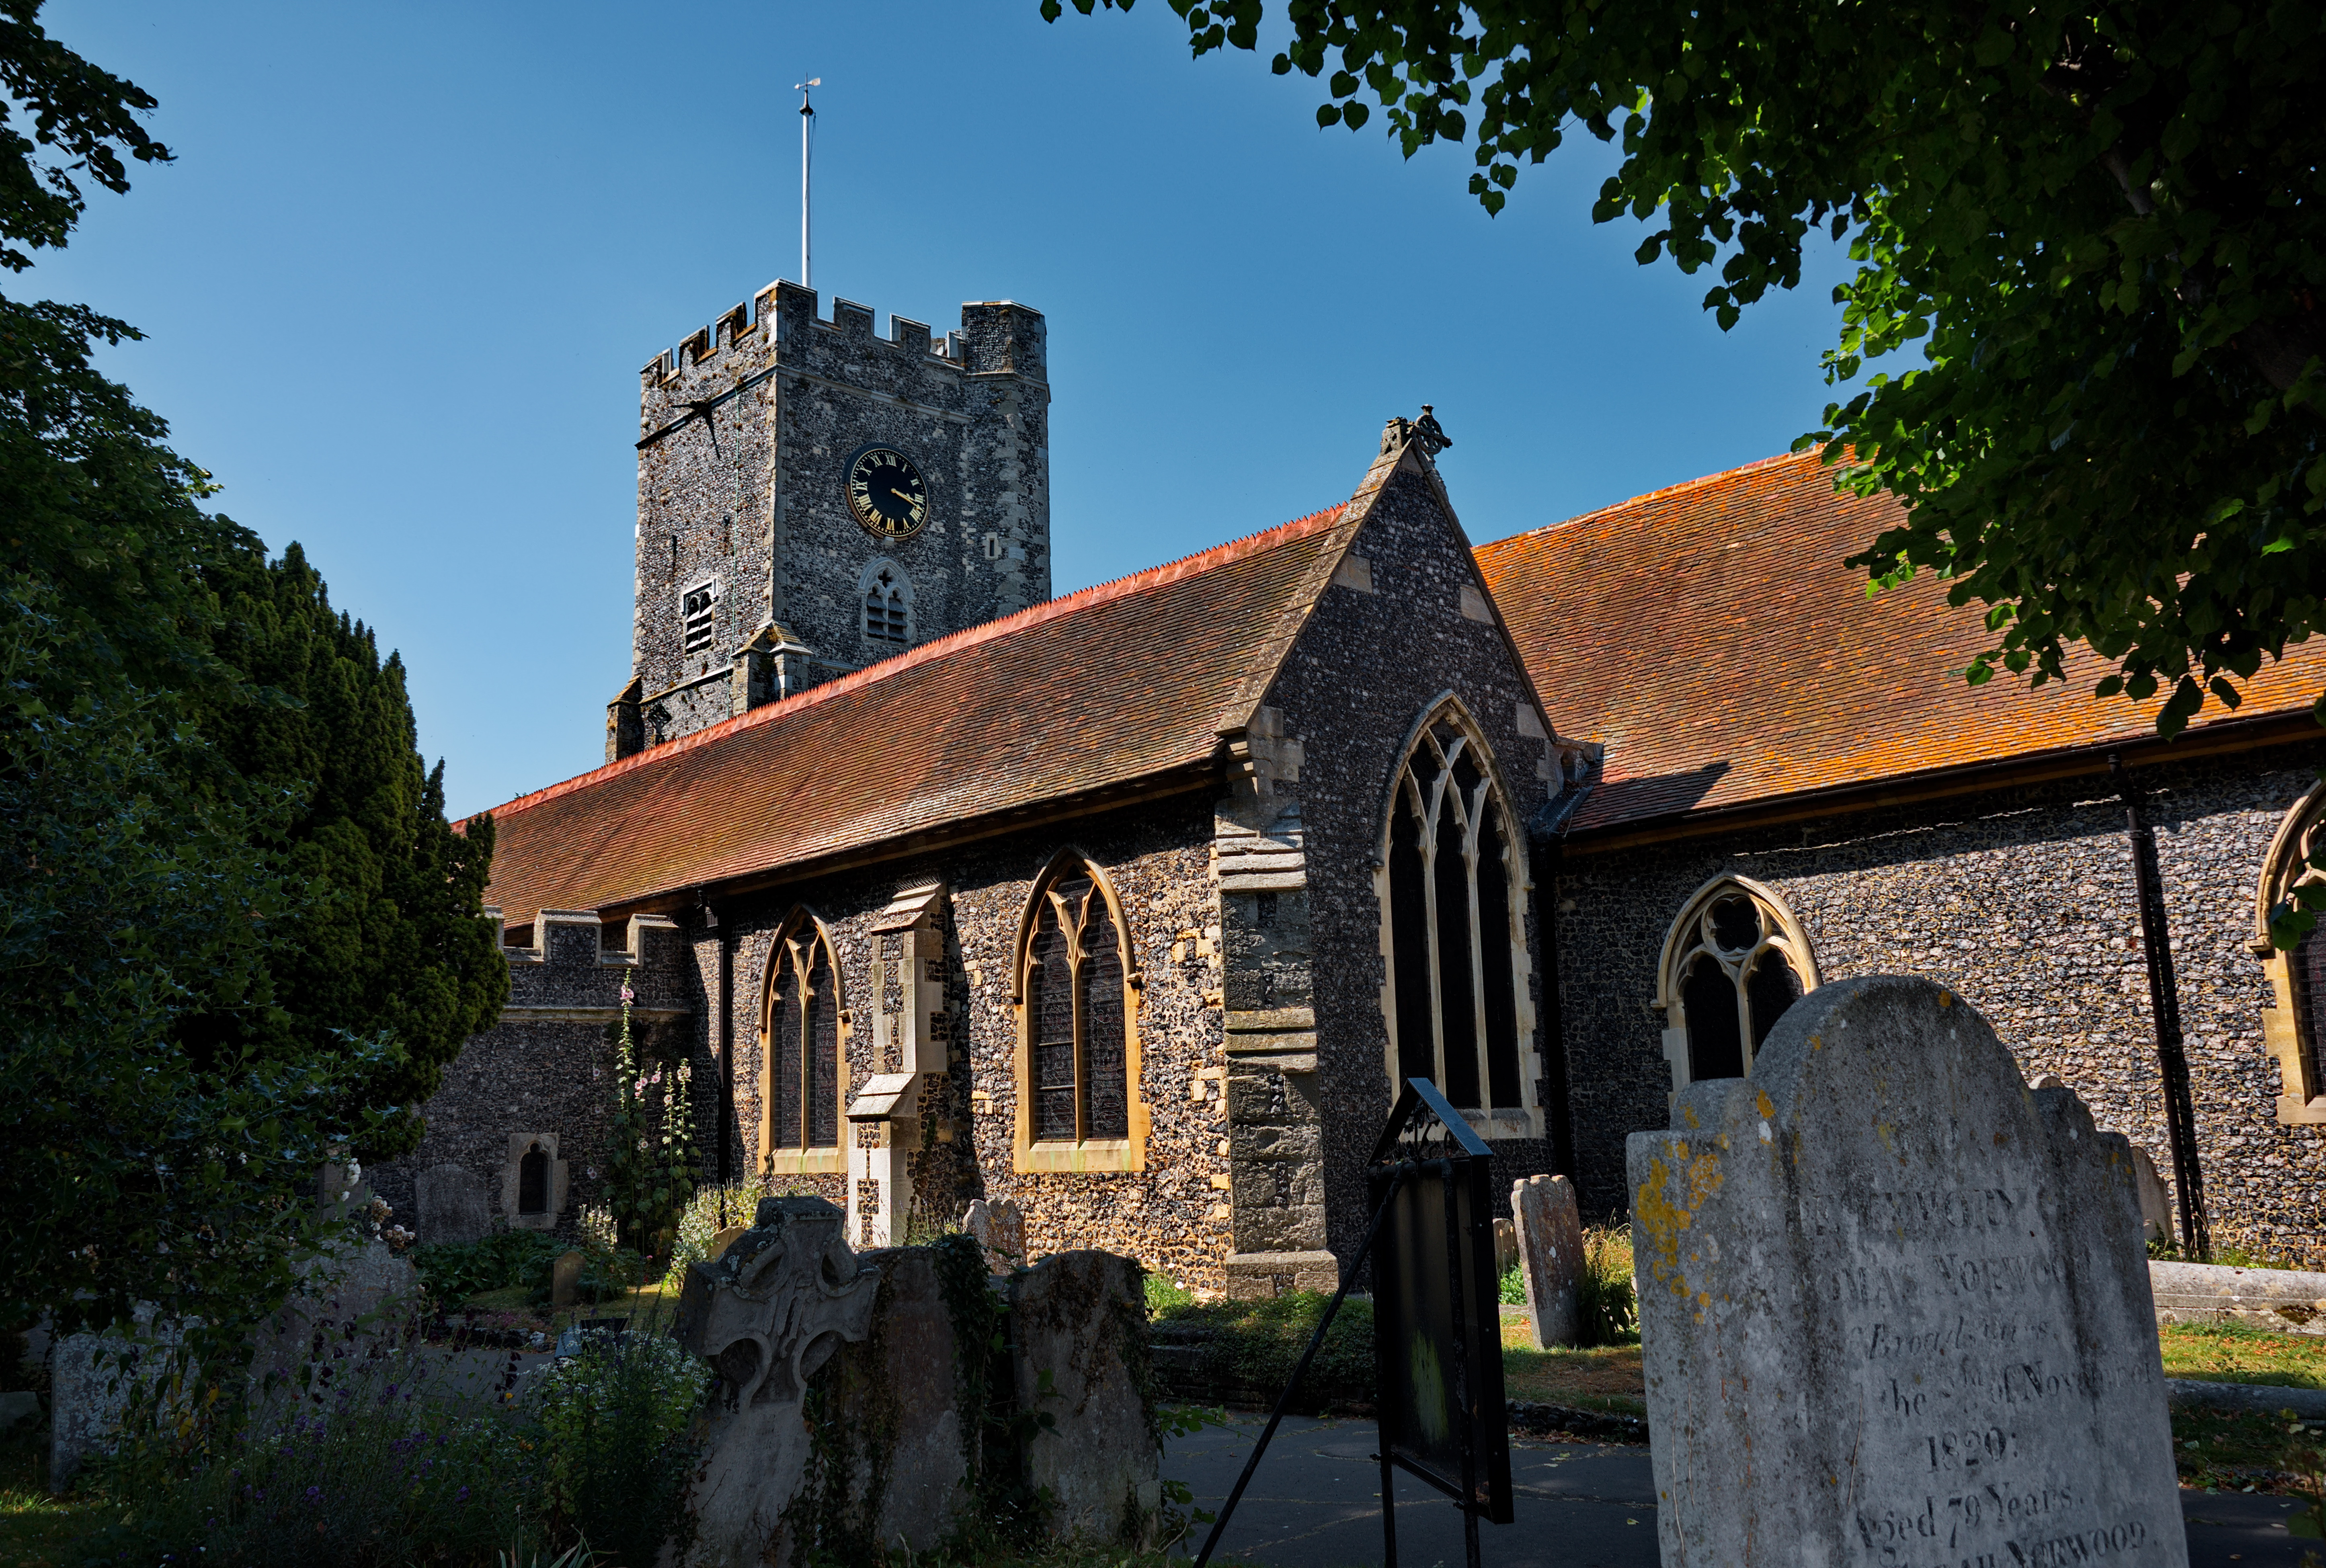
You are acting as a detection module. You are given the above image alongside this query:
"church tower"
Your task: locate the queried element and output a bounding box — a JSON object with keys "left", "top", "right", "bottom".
{"left": 609, "top": 280, "right": 1050, "bottom": 758}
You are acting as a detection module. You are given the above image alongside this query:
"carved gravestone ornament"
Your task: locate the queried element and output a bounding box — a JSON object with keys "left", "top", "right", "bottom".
{"left": 960, "top": 1197, "right": 1025, "bottom": 1271}
{"left": 675, "top": 1196, "right": 880, "bottom": 1568}
{"left": 1630, "top": 975, "right": 2184, "bottom": 1566}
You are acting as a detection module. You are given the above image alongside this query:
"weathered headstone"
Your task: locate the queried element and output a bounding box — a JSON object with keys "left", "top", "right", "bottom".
{"left": 1511, "top": 1173, "right": 1584, "bottom": 1349}
{"left": 961, "top": 1197, "right": 1025, "bottom": 1271}
{"left": 2128, "top": 1143, "right": 2172, "bottom": 1245}
{"left": 415, "top": 1162, "right": 490, "bottom": 1244}
{"left": 551, "top": 1248, "right": 585, "bottom": 1308}
{"left": 1011, "top": 1250, "right": 1161, "bottom": 1543}
{"left": 1493, "top": 1217, "right": 1519, "bottom": 1277}
{"left": 708, "top": 1224, "right": 749, "bottom": 1260}
{"left": 1630, "top": 975, "right": 2184, "bottom": 1567}
{"left": 676, "top": 1197, "right": 882, "bottom": 1568}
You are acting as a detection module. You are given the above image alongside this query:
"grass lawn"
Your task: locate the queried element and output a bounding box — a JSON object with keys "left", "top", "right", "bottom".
{"left": 0, "top": 1423, "right": 111, "bottom": 1568}
{"left": 2162, "top": 1321, "right": 2326, "bottom": 1389}
{"left": 1499, "top": 1322, "right": 1646, "bottom": 1414}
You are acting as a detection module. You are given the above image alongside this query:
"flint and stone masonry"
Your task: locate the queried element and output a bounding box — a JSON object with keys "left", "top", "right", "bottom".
{"left": 1557, "top": 742, "right": 2326, "bottom": 1266}
{"left": 619, "top": 283, "right": 1049, "bottom": 754}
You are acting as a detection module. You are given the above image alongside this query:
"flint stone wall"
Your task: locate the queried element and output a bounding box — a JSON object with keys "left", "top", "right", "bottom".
{"left": 1630, "top": 975, "right": 2182, "bottom": 1568}
{"left": 1563, "top": 739, "right": 2326, "bottom": 1268}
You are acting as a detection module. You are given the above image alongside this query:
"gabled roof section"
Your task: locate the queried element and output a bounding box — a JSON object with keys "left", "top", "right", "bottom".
{"left": 482, "top": 479, "right": 1390, "bottom": 922}
{"left": 1475, "top": 450, "right": 2326, "bottom": 836}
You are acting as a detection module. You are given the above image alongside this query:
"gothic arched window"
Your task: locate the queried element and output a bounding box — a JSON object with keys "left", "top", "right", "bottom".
{"left": 1653, "top": 877, "right": 1818, "bottom": 1092}
{"left": 1013, "top": 853, "right": 1148, "bottom": 1171}
{"left": 2254, "top": 783, "right": 2326, "bottom": 1124}
{"left": 860, "top": 560, "right": 912, "bottom": 645}
{"left": 759, "top": 910, "right": 847, "bottom": 1174}
{"left": 1377, "top": 702, "right": 1536, "bottom": 1133}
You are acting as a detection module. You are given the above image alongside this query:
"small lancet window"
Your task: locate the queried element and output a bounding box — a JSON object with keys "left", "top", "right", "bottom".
{"left": 517, "top": 1143, "right": 550, "bottom": 1215}
{"left": 762, "top": 913, "right": 845, "bottom": 1164}
{"left": 1020, "top": 862, "right": 1133, "bottom": 1145}
{"left": 1655, "top": 877, "right": 1818, "bottom": 1091}
{"left": 1379, "top": 707, "right": 1528, "bottom": 1116}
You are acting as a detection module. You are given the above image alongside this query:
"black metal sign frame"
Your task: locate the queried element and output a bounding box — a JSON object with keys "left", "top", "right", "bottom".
{"left": 1368, "top": 1077, "right": 1513, "bottom": 1566}
{"left": 1189, "top": 1077, "right": 1510, "bottom": 1568}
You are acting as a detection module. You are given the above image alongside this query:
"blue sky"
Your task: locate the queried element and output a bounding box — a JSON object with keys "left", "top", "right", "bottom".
{"left": 29, "top": 1, "right": 1854, "bottom": 818}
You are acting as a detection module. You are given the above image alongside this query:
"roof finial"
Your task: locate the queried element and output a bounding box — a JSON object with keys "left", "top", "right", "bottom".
{"left": 1411, "top": 404, "right": 1452, "bottom": 457}
{"left": 1380, "top": 406, "right": 1454, "bottom": 459}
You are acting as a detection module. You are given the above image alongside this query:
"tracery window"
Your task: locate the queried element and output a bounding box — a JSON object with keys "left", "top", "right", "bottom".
{"left": 861, "top": 560, "right": 912, "bottom": 644}
{"left": 760, "top": 910, "right": 846, "bottom": 1173}
{"left": 1014, "top": 854, "right": 1147, "bottom": 1170}
{"left": 1378, "top": 703, "right": 1534, "bottom": 1130}
{"left": 1653, "top": 877, "right": 1818, "bottom": 1092}
{"left": 2253, "top": 783, "right": 2326, "bottom": 1123}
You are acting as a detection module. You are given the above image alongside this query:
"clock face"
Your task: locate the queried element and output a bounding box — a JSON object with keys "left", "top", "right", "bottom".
{"left": 845, "top": 446, "right": 929, "bottom": 540}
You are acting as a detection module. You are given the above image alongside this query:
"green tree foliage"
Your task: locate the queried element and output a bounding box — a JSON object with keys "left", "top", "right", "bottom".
{"left": 1052, "top": 0, "right": 2325, "bottom": 743}
{"left": 191, "top": 543, "right": 506, "bottom": 1155}
{"left": 0, "top": 0, "right": 500, "bottom": 1346}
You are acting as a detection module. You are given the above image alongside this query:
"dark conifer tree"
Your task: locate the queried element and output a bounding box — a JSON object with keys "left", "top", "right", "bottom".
{"left": 190, "top": 541, "right": 508, "bottom": 1156}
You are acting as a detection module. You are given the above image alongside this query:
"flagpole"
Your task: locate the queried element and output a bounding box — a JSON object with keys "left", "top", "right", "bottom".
{"left": 795, "top": 78, "right": 819, "bottom": 288}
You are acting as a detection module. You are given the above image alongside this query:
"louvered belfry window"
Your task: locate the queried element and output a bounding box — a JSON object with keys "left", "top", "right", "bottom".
{"left": 1022, "top": 868, "right": 1132, "bottom": 1143}
{"left": 864, "top": 567, "right": 909, "bottom": 643}
{"left": 1383, "top": 714, "right": 1524, "bottom": 1111}
{"left": 764, "top": 915, "right": 844, "bottom": 1157}
{"left": 682, "top": 583, "right": 718, "bottom": 654}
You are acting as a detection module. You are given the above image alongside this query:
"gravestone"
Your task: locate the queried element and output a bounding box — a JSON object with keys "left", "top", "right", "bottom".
{"left": 2129, "top": 1144, "right": 2172, "bottom": 1245}
{"left": 708, "top": 1224, "right": 749, "bottom": 1260}
{"left": 676, "top": 1197, "right": 882, "bottom": 1568}
{"left": 1011, "top": 1250, "right": 1161, "bottom": 1543}
{"left": 961, "top": 1197, "right": 1025, "bottom": 1271}
{"left": 1630, "top": 975, "right": 2184, "bottom": 1567}
{"left": 1511, "top": 1173, "right": 1584, "bottom": 1349}
{"left": 415, "top": 1162, "right": 490, "bottom": 1244}
{"left": 551, "top": 1249, "right": 585, "bottom": 1308}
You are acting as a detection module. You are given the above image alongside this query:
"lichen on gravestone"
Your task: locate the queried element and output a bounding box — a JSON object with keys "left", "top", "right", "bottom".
{"left": 1629, "top": 974, "right": 2185, "bottom": 1567}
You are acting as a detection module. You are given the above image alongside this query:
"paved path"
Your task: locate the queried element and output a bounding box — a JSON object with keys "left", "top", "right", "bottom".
{"left": 1165, "top": 1414, "right": 2315, "bottom": 1568}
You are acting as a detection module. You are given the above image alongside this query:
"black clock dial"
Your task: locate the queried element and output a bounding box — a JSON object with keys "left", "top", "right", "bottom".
{"left": 845, "top": 446, "right": 929, "bottom": 540}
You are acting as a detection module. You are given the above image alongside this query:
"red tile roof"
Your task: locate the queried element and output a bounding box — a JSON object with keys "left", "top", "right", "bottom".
{"left": 1474, "top": 450, "right": 2326, "bottom": 835}
{"left": 483, "top": 503, "right": 1352, "bottom": 921}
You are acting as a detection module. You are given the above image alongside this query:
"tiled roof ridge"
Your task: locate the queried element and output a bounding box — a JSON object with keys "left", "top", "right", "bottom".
{"left": 490, "top": 500, "right": 1350, "bottom": 823}
{"left": 1480, "top": 449, "right": 1817, "bottom": 552}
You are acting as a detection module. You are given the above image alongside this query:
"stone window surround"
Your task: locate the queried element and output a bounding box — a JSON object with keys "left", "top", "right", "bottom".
{"left": 1371, "top": 693, "right": 1544, "bottom": 1142}
{"left": 757, "top": 906, "right": 851, "bottom": 1177}
{"left": 1010, "top": 848, "right": 1151, "bottom": 1173}
{"left": 858, "top": 556, "right": 914, "bottom": 646}
{"left": 681, "top": 574, "right": 721, "bottom": 658}
{"left": 2252, "top": 781, "right": 2326, "bottom": 1124}
{"left": 499, "top": 1131, "right": 569, "bottom": 1230}
{"left": 1651, "top": 873, "right": 1821, "bottom": 1098}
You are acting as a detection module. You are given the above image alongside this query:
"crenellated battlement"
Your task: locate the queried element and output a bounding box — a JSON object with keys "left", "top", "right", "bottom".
{"left": 638, "top": 280, "right": 1045, "bottom": 392}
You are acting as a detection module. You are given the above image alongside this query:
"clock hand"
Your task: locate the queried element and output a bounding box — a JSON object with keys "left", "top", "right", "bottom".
{"left": 890, "top": 488, "right": 920, "bottom": 505}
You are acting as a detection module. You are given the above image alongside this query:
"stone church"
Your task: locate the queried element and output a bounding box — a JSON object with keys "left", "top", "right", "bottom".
{"left": 375, "top": 274, "right": 2326, "bottom": 1288}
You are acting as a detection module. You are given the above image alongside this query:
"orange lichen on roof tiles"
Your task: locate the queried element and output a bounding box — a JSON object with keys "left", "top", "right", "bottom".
{"left": 482, "top": 503, "right": 1349, "bottom": 922}
{"left": 1474, "top": 450, "right": 2326, "bottom": 834}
